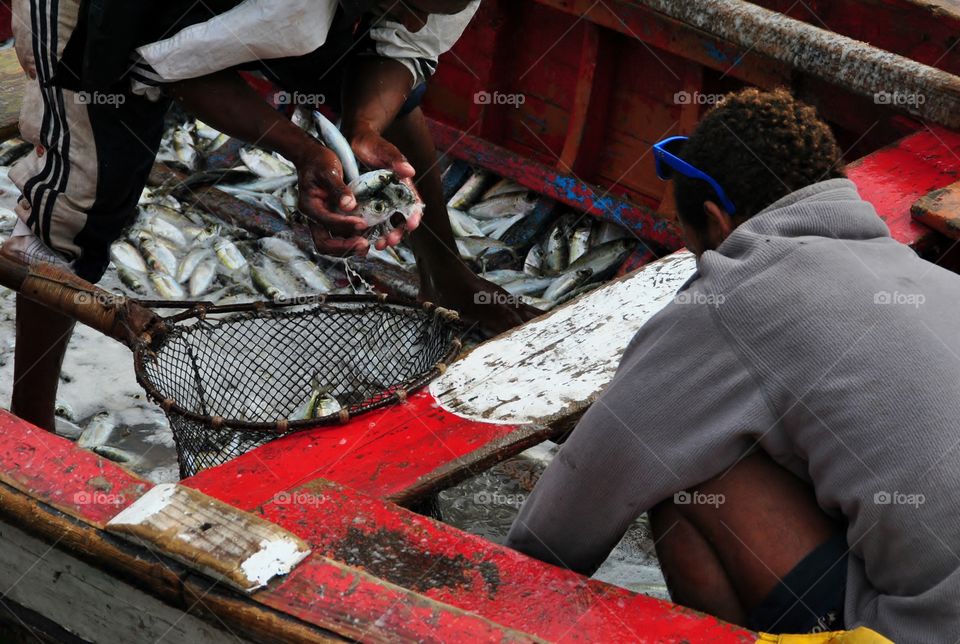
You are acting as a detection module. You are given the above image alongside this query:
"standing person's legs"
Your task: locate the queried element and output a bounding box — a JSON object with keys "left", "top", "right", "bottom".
{"left": 649, "top": 451, "right": 846, "bottom": 633}
{"left": 3, "top": 0, "right": 169, "bottom": 431}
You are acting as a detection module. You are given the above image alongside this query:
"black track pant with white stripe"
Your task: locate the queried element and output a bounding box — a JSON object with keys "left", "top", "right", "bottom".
{"left": 9, "top": 0, "right": 170, "bottom": 282}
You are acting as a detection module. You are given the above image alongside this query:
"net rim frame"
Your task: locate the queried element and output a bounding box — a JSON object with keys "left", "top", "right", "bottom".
{"left": 131, "top": 293, "right": 463, "bottom": 435}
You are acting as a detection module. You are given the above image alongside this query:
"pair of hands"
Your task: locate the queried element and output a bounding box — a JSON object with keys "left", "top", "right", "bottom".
{"left": 296, "top": 131, "right": 423, "bottom": 257}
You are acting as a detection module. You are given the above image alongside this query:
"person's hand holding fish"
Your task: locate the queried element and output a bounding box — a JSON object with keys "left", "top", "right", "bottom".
{"left": 303, "top": 111, "right": 423, "bottom": 257}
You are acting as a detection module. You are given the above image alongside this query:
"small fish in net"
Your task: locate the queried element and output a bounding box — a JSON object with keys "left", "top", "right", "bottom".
{"left": 136, "top": 296, "right": 462, "bottom": 477}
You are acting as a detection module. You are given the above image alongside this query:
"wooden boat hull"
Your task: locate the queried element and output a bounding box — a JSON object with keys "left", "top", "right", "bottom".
{"left": 0, "top": 1, "right": 959, "bottom": 640}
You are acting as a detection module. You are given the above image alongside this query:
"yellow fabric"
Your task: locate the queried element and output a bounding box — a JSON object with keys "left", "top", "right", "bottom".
{"left": 756, "top": 627, "right": 893, "bottom": 644}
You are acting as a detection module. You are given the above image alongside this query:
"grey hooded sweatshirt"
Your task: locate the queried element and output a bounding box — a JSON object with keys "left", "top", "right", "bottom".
{"left": 506, "top": 179, "right": 960, "bottom": 641}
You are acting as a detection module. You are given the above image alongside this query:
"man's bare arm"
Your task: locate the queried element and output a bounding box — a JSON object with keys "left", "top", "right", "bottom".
{"left": 168, "top": 71, "right": 370, "bottom": 255}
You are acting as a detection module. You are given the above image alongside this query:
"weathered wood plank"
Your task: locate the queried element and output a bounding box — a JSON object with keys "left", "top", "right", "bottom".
{"left": 255, "top": 477, "right": 756, "bottom": 643}
{"left": 847, "top": 126, "right": 960, "bottom": 251}
{"left": 0, "top": 411, "right": 537, "bottom": 642}
{"left": 107, "top": 483, "right": 311, "bottom": 593}
{"left": 911, "top": 180, "right": 960, "bottom": 240}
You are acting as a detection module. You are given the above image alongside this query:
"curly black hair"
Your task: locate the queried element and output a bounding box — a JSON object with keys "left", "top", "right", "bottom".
{"left": 673, "top": 88, "right": 845, "bottom": 229}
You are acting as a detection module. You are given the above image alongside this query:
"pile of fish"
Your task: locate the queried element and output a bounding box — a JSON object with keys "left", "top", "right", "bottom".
{"left": 441, "top": 166, "right": 642, "bottom": 310}
{"left": 1, "top": 109, "right": 646, "bottom": 311}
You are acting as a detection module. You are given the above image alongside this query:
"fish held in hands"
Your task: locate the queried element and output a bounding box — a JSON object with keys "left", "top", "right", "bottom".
{"left": 348, "top": 170, "right": 423, "bottom": 240}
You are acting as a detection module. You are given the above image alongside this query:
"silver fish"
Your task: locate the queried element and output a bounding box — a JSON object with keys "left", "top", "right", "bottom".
{"left": 520, "top": 295, "right": 554, "bottom": 311}
{"left": 480, "top": 212, "right": 525, "bottom": 240}
{"left": 468, "top": 193, "right": 537, "bottom": 220}
{"left": 280, "top": 186, "right": 299, "bottom": 212}
{"left": 502, "top": 276, "right": 555, "bottom": 297}
{"left": 250, "top": 263, "right": 287, "bottom": 300}
{"left": 140, "top": 239, "right": 178, "bottom": 275}
{"left": 565, "top": 239, "right": 634, "bottom": 278}
{"left": 214, "top": 237, "right": 248, "bottom": 271}
{"left": 150, "top": 271, "right": 186, "bottom": 299}
{"left": 116, "top": 266, "right": 147, "bottom": 295}
{"left": 259, "top": 237, "right": 304, "bottom": 263}
{"left": 194, "top": 120, "right": 222, "bottom": 141}
{"left": 569, "top": 225, "right": 592, "bottom": 264}
{"left": 455, "top": 236, "right": 512, "bottom": 261}
{"left": 177, "top": 247, "right": 211, "bottom": 283}
{"left": 240, "top": 148, "right": 294, "bottom": 178}
{"left": 173, "top": 128, "right": 197, "bottom": 170}
{"left": 543, "top": 268, "right": 593, "bottom": 302}
{"left": 111, "top": 241, "right": 148, "bottom": 273}
{"left": 448, "top": 208, "right": 484, "bottom": 237}
{"left": 543, "top": 224, "right": 569, "bottom": 274}
{"left": 313, "top": 110, "right": 360, "bottom": 183}
{"left": 142, "top": 203, "right": 199, "bottom": 229}
{"left": 393, "top": 244, "right": 416, "bottom": 266}
{"left": 55, "top": 401, "right": 76, "bottom": 421}
{"left": 594, "top": 220, "right": 632, "bottom": 246}
{"left": 220, "top": 175, "right": 299, "bottom": 194}
{"left": 556, "top": 281, "right": 603, "bottom": 306}
{"left": 93, "top": 445, "right": 140, "bottom": 466}
{"left": 524, "top": 244, "right": 544, "bottom": 276}
{"left": 367, "top": 246, "right": 404, "bottom": 268}
{"left": 482, "top": 178, "right": 527, "bottom": 201}
{"left": 290, "top": 258, "right": 334, "bottom": 293}
{"left": 291, "top": 378, "right": 342, "bottom": 421}
{"left": 480, "top": 269, "right": 528, "bottom": 285}
{"left": 447, "top": 169, "right": 490, "bottom": 210}
{"left": 0, "top": 207, "right": 17, "bottom": 233}
{"left": 78, "top": 411, "right": 115, "bottom": 449}
{"left": 189, "top": 257, "right": 218, "bottom": 297}
{"left": 348, "top": 170, "right": 423, "bottom": 234}
{"left": 182, "top": 224, "right": 219, "bottom": 244}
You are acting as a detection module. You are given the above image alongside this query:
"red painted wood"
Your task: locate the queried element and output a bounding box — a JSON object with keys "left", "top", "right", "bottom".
{"left": 558, "top": 24, "right": 599, "bottom": 172}
{"left": 182, "top": 390, "right": 530, "bottom": 510}
{"left": 848, "top": 127, "right": 960, "bottom": 247}
{"left": 0, "top": 410, "right": 150, "bottom": 525}
{"left": 257, "top": 478, "right": 756, "bottom": 643}
{"left": 260, "top": 552, "right": 540, "bottom": 642}
{"left": 0, "top": 411, "right": 536, "bottom": 641}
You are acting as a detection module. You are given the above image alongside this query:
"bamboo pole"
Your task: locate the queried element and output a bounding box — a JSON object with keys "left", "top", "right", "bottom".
{"left": 639, "top": 0, "right": 960, "bottom": 128}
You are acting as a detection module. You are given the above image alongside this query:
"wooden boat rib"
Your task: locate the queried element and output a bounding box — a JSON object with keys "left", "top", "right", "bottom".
{"left": 1, "top": 1, "right": 960, "bottom": 640}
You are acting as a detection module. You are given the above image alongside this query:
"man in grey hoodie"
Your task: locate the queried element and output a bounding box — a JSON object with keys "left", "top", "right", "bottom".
{"left": 506, "top": 88, "right": 960, "bottom": 639}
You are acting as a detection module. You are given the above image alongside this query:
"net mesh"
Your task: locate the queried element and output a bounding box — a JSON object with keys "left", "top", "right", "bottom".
{"left": 136, "top": 299, "right": 459, "bottom": 478}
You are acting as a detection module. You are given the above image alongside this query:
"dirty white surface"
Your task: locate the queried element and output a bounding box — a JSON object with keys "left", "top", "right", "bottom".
{"left": 430, "top": 251, "right": 696, "bottom": 425}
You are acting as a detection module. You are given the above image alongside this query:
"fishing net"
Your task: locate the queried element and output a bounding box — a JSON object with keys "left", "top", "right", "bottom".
{"left": 133, "top": 295, "right": 462, "bottom": 478}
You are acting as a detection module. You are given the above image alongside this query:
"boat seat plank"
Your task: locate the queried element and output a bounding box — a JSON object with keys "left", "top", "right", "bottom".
{"left": 911, "top": 179, "right": 960, "bottom": 239}
{"left": 847, "top": 126, "right": 960, "bottom": 248}
{"left": 182, "top": 389, "right": 553, "bottom": 509}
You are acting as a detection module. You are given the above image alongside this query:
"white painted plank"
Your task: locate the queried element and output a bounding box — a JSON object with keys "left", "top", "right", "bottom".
{"left": 108, "top": 484, "right": 311, "bottom": 593}
{"left": 430, "top": 250, "right": 696, "bottom": 425}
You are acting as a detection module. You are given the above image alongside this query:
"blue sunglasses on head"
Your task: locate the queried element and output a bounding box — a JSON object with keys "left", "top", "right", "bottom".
{"left": 652, "top": 136, "right": 736, "bottom": 214}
